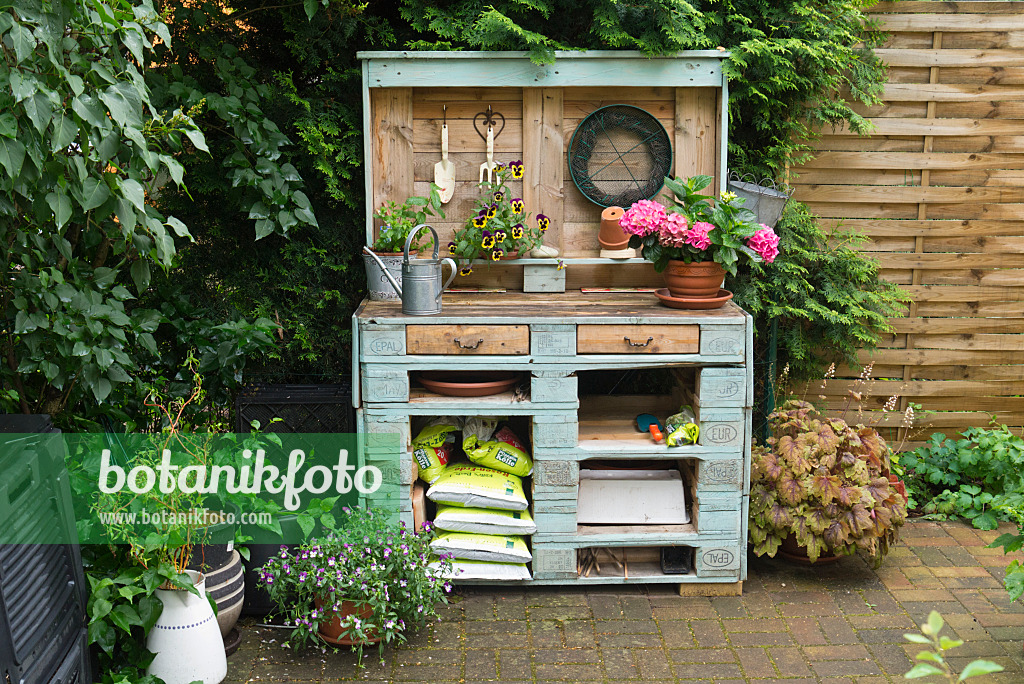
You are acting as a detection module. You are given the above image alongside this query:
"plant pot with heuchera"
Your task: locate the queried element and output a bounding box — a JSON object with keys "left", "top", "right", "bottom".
{"left": 258, "top": 507, "right": 454, "bottom": 665}
{"left": 749, "top": 400, "right": 908, "bottom": 566}
{"left": 621, "top": 175, "right": 781, "bottom": 308}
{"left": 367, "top": 185, "right": 445, "bottom": 301}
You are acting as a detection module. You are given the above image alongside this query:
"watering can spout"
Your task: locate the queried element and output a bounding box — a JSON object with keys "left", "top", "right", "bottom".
{"left": 363, "top": 246, "right": 402, "bottom": 297}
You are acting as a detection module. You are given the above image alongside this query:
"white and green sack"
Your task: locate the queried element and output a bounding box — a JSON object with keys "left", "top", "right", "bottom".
{"left": 430, "top": 559, "right": 532, "bottom": 582}
{"left": 426, "top": 463, "right": 528, "bottom": 510}
{"left": 431, "top": 532, "right": 532, "bottom": 563}
{"left": 433, "top": 505, "right": 537, "bottom": 536}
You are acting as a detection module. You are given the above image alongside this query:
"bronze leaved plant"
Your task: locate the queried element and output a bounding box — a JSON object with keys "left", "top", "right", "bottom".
{"left": 750, "top": 400, "right": 908, "bottom": 565}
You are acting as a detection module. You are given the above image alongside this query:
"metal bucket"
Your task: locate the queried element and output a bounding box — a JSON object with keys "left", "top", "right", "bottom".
{"left": 363, "top": 252, "right": 403, "bottom": 301}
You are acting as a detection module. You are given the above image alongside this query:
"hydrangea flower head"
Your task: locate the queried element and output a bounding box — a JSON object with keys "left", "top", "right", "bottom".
{"left": 619, "top": 199, "right": 667, "bottom": 237}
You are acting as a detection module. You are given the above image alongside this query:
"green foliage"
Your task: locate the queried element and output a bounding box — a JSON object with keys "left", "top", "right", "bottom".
{"left": 398, "top": 0, "right": 886, "bottom": 175}
{"left": 898, "top": 426, "right": 1024, "bottom": 530}
{"left": 989, "top": 502, "right": 1024, "bottom": 603}
{"left": 903, "top": 611, "right": 1004, "bottom": 682}
{"left": 750, "top": 400, "right": 907, "bottom": 564}
{"left": 730, "top": 202, "right": 909, "bottom": 381}
{"left": 83, "top": 545, "right": 185, "bottom": 684}
{"left": 372, "top": 185, "right": 446, "bottom": 253}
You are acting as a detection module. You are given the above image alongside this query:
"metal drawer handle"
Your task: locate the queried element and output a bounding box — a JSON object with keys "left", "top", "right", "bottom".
{"left": 454, "top": 337, "right": 484, "bottom": 350}
{"left": 624, "top": 336, "right": 654, "bottom": 347}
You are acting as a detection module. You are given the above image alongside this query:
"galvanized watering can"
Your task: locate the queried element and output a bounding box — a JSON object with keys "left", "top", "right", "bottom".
{"left": 363, "top": 224, "right": 457, "bottom": 316}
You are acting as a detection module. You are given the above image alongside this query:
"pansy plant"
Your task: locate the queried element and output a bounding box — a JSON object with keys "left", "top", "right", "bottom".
{"left": 449, "top": 160, "right": 546, "bottom": 271}
{"left": 258, "top": 507, "right": 453, "bottom": 665}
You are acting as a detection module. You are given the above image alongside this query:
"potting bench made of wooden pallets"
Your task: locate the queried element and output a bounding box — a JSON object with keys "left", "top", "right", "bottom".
{"left": 355, "top": 52, "right": 750, "bottom": 593}
{"left": 353, "top": 293, "right": 752, "bottom": 593}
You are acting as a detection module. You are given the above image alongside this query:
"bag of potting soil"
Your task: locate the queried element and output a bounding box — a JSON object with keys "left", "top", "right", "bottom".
{"left": 412, "top": 420, "right": 459, "bottom": 484}
{"left": 429, "top": 559, "right": 532, "bottom": 581}
{"left": 665, "top": 405, "right": 699, "bottom": 447}
{"left": 430, "top": 532, "right": 532, "bottom": 563}
{"left": 464, "top": 425, "right": 533, "bottom": 477}
{"left": 426, "top": 463, "right": 528, "bottom": 510}
{"left": 432, "top": 505, "right": 537, "bottom": 536}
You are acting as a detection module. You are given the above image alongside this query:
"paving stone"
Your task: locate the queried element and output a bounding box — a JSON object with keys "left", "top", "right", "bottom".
{"left": 848, "top": 614, "right": 915, "bottom": 630}
{"left": 636, "top": 648, "right": 674, "bottom": 679}
{"left": 562, "top": 619, "right": 597, "bottom": 648}
{"left": 392, "top": 663, "right": 464, "bottom": 681}
{"left": 464, "top": 648, "right": 497, "bottom": 680}
{"left": 497, "top": 650, "right": 533, "bottom": 679}
{"left": 657, "top": 620, "right": 694, "bottom": 646}
{"left": 810, "top": 658, "right": 883, "bottom": 677}
{"left": 396, "top": 648, "right": 462, "bottom": 665}
{"left": 866, "top": 643, "right": 912, "bottom": 676}
{"left": 530, "top": 620, "right": 564, "bottom": 648}
{"left": 494, "top": 594, "right": 527, "bottom": 620}
{"left": 736, "top": 647, "right": 775, "bottom": 678}
{"left": 673, "top": 663, "right": 743, "bottom": 679}
{"left": 652, "top": 597, "right": 716, "bottom": 620}
{"left": 601, "top": 648, "right": 638, "bottom": 679}
{"left": 587, "top": 594, "right": 623, "bottom": 619}
{"left": 785, "top": 617, "right": 828, "bottom": 646}
{"left": 768, "top": 647, "right": 813, "bottom": 678}
{"left": 741, "top": 592, "right": 779, "bottom": 618}
{"left": 594, "top": 618, "right": 659, "bottom": 634}
{"left": 690, "top": 619, "right": 730, "bottom": 647}
{"left": 819, "top": 616, "right": 859, "bottom": 644}
{"left": 729, "top": 631, "right": 795, "bottom": 647}
{"left": 533, "top": 647, "right": 601, "bottom": 663}
{"left": 669, "top": 648, "right": 739, "bottom": 663}
{"left": 534, "top": 662, "right": 603, "bottom": 680}
{"left": 712, "top": 596, "right": 748, "bottom": 618}
{"left": 527, "top": 591, "right": 590, "bottom": 607}
{"left": 466, "top": 620, "right": 528, "bottom": 636}
{"left": 856, "top": 628, "right": 914, "bottom": 644}
{"left": 529, "top": 605, "right": 593, "bottom": 620}
{"left": 618, "top": 595, "right": 654, "bottom": 620}
{"left": 803, "top": 644, "right": 871, "bottom": 660}
{"left": 901, "top": 601, "right": 969, "bottom": 617}
{"left": 596, "top": 632, "right": 664, "bottom": 648}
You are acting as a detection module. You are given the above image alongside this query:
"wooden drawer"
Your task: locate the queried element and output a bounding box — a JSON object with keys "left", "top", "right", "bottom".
{"left": 406, "top": 325, "right": 529, "bottom": 355}
{"left": 577, "top": 325, "right": 699, "bottom": 354}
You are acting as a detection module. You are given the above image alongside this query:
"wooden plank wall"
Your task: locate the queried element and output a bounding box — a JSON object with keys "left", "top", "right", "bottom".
{"left": 373, "top": 85, "right": 720, "bottom": 289}
{"left": 791, "top": 1, "right": 1024, "bottom": 447}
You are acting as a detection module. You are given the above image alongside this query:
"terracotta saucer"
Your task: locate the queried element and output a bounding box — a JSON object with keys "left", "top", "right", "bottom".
{"left": 417, "top": 371, "right": 521, "bottom": 397}
{"left": 655, "top": 288, "right": 734, "bottom": 310}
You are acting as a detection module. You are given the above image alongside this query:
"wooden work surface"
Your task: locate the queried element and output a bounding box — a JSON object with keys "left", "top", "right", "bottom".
{"left": 356, "top": 292, "right": 747, "bottom": 322}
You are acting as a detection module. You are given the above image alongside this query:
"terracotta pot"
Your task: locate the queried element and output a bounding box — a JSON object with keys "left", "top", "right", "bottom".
{"left": 662, "top": 260, "right": 725, "bottom": 298}
{"left": 315, "top": 597, "right": 381, "bottom": 646}
{"left": 598, "top": 206, "right": 629, "bottom": 249}
{"left": 777, "top": 534, "right": 842, "bottom": 565}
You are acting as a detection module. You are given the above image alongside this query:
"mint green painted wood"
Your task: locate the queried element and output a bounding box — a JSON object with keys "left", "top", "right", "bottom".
{"left": 533, "top": 460, "right": 579, "bottom": 488}
{"left": 532, "top": 511, "right": 576, "bottom": 534}
{"left": 523, "top": 264, "right": 566, "bottom": 293}
{"left": 532, "top": 413, "right": 578, "bottom": 448}
{"left": 531, "top": 546, "right": 576, "bottom": 580}
{"left": 362, "top": 368, "right": 409, "bottom": 403}
{"left": 530, "top": 374, "right": 577, "bottom": 404}
{"left": 361, "top": 326, "right": 406, "bottom": 357}
{"left": 696, "top": 407, "right": 745, "bottom": 449}
{"left": 695, "top": 544, "right": 743, "bottom": 575}
{"left": 697, "top": 368, "right": 747, "bottom": 408}
{"left": 697, "top": 492, "right": 743, "bottom": 534}
{"left": 360, "top": 51, "right": 728, "bottom": 89}
{"left": 696, "top": 459, "right": 744, "bottom": 492}
{"left": 699, "top": 325, "right": 745, "bottom": 357}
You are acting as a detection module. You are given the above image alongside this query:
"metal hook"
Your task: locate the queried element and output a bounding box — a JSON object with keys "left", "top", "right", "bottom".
{"left": 442, "top": 104, "right": 446, "bottom": 127}
{"left": 473, "top": 105, "right": 505, "bottom": 142}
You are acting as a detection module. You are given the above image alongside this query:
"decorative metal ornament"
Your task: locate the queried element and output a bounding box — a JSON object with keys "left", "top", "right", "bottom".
{"left": 567, "top": 105, "right": 673, "bottom": 208}
{"left": 727, "top": 172, "right": 792, "bottom": 229}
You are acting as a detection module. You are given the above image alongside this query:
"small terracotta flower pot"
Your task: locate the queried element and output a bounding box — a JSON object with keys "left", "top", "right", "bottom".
{"left": 315, "top": 597, "right": 381, "bottom": 646}
{"left": 598, "top": 206, "right": 629, "bottom": 249}
{"left": 662, "top": 260, "right": 725, "bottom": 298}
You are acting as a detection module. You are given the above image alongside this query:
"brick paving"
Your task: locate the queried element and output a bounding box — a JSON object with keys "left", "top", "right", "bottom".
{"left": 226, "top": 520, "right": 1024, "bottom": 682}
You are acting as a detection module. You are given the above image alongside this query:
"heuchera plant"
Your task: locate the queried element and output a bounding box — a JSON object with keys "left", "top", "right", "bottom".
{"left": 258, "top": 507, "right": 453, "bottom": 664}
{"left": 749, "top": 400, "right": 908, "bottom": 564}
{"left": 621, "top": 174, "right": 780, "bottom": 275}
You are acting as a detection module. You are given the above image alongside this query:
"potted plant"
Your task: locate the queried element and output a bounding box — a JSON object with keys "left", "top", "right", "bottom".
{"left": 447, "top": 160, "right": 546, "bottom": 276}
{"left": 749, "top": 400, "right": 908, "bottom": 565}
{"left": 258, "top": 507, "right": 453, "bottom": 664}
{"left": 366, "top": 184, "right": 445, "bottom": 301}
{"left": 620, "top": 174, "right": 780, "bottom": 305}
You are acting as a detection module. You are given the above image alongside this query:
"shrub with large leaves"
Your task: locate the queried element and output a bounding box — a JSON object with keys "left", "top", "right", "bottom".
{"left": 750, "top": 400, "right": 907, "bottom": 564}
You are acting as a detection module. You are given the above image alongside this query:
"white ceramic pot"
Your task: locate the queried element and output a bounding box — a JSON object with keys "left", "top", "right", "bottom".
{"left": 147, "top": 570, "right": 227, "bottom": 684}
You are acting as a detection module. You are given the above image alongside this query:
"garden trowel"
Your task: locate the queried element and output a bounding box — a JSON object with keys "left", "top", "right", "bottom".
{"left": 434, "top": 114, "right": 455, "bottom": 203}
{"left": 635, "top": 413, "right": 664, "bottom": 443}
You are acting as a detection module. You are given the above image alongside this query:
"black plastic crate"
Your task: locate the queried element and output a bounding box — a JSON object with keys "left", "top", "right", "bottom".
{"left": 235, "top": 383, "right": 354, "bottom": 434}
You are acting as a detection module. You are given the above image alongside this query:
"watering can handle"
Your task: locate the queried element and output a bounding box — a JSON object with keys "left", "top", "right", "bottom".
{"left": 362, "top": 246, "right": 402, "bottom": 297}
{"left": 437, "top": 257, "right": 458, "bottom": 305}
{"left": 405, "top": 224, "right": 440, "bottom": 261}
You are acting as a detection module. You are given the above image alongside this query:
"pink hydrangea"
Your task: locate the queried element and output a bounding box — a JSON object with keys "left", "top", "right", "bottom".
{"left": 686, "top": 221, "right": 714, "bottom": 251}
{"left": 747, "top": 224, "right": 780, "bottom": 263}
{"left": 658, "top": 212, "right": 688, "bottom": 247}
{"left": 619, "top": 199, "right": 667, "bottom": 237}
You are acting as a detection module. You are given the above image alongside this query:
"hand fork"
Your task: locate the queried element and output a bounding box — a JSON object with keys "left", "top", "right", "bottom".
{"left": 479, "top": 125, "right": 496, "bottom": 184}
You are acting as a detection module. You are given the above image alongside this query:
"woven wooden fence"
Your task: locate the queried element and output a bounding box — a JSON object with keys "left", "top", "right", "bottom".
{"left": 791, "top": 1, "right": 1024, "bottom": 448}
